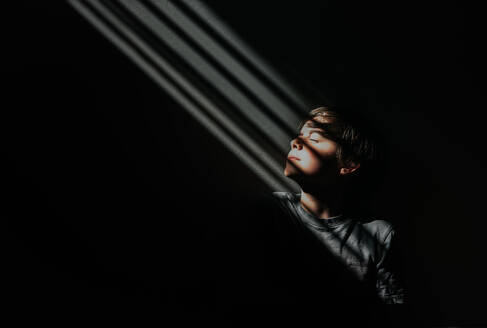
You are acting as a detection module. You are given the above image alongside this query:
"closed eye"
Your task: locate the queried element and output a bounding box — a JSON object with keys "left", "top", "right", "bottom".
{"left": 298, "top": 133, "right": 320, "bottom": 143}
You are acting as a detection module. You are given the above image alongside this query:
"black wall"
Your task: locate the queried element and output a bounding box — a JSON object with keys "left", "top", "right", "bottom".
{"left": 2, "top": 1, "right": 485, "bottom": 326}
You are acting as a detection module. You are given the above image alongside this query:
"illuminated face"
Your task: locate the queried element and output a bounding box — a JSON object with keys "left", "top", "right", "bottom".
{"left": 284, "top": 120, "right": 341, "bottom": 185}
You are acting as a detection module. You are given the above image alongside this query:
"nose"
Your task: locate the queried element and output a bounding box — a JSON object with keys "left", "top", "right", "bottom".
{"left": 290, "top": 136, "right": 303, "bottom": 150}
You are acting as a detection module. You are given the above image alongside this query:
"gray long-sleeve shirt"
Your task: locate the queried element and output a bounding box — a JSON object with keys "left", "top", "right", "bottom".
{"left": 269, "top": 191, "right": 406, "bottom": 305}
{"left": 210, "top": 190, "right": 411, "bottom": 326}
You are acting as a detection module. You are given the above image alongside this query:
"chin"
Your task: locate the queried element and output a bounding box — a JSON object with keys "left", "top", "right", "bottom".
{"left": 284, "top": 169, "right": 301, "bottom": 181}
{"left": 284, "top": 167, "right": 296, "bottom": 177}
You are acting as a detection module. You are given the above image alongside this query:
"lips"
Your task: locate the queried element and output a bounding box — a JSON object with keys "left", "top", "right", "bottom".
{"left": 287, "top": 156, "right": 300, "bottom": 161}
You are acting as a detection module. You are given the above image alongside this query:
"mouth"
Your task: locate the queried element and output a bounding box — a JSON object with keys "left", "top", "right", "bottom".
{"left": 287, "top": 156, "right": 301, "bottom": 161}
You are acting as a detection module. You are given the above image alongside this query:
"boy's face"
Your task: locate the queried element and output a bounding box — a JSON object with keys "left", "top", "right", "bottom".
{"left": 284, "top": 119, "right": 341, "bottom": 185}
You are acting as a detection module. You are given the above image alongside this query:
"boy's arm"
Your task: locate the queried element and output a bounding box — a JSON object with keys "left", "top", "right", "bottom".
{"left": 376, "top": 227, "right": 406, "bottom": 304}
{"left": 375, "top": 226, "right": 415, "bottom": 326}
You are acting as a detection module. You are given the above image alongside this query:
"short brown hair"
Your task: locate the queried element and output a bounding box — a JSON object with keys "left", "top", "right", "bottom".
{"left": 298, "top": 106, "right": 384, "bottom": 182}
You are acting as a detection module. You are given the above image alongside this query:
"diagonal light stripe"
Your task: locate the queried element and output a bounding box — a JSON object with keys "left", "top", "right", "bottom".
{"left": 84, "top": 0, "right": 287, "bottom": 179}
{"left": 115, "top": 0, "right": 291, "bottom": 154}
{"left": 180, "top": 0, "right": 309, "bottom": 112}
{"left": 68, "top": 0, "right": 299, "bottom": 193}
{"left": 146, "top": 0, "right": 303, "bottom": 133}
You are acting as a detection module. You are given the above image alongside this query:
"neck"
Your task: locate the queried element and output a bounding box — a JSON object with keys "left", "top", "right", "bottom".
{"left": 299, "top": 184, "right": 345, "bottom": 219}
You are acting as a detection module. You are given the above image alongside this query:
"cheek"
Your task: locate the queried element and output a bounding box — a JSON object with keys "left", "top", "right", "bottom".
{"left": 301, "top": 145, "right": 339, "bottom": 175}
{"left": 298, "top": 150, "right": 323, "bottom": 173}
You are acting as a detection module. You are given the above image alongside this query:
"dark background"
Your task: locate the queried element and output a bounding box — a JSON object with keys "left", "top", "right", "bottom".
{"left": 1, "top": 1, "right": 485, "bottom": 326}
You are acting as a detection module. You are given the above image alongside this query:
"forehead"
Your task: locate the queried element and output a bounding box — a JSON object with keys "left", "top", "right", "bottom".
{"left": 299, "top": 119, "right": 339, "bottom": 141}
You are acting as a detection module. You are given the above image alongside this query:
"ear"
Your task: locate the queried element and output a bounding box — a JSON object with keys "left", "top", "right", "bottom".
{"left": 340, "top": 161, "right": 361, "bottom": 176}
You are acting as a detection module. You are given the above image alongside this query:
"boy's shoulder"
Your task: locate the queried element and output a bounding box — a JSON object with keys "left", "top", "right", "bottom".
{"left": 268, "top": 191, "right": 301, "bottom": 216}
{"left": 358, "top": 218, "right": 396, "bottom": 244}
{"left": 269, "top": 191, "right": 295, "bottom": 201}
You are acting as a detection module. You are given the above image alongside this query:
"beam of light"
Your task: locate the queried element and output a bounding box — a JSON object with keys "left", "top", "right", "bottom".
{"left": 145, "top": 0, "right": 303, "bottom": 132}
{"left": 179, "top": 0, "right": 310, "bottom": 112}
{"left": 113, "top": 0, "right": 291, "bottom": 155}
{"left": 68, "top": 0, "right": 298, "bottom": 193}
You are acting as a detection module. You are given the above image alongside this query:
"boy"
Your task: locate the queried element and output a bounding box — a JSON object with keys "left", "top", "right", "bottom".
{"left": 281, "top": 106, "right": 405, "bottom": 305}
{"left": 214, "top": 107, "right": 411, "bottom": 326}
